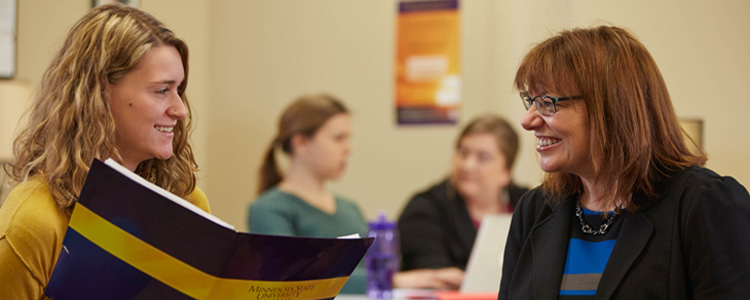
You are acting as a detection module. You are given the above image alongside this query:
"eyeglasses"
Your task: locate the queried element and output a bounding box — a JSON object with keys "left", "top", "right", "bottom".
{"left": 520, "top": 92, "right": 583, "bottom": 116}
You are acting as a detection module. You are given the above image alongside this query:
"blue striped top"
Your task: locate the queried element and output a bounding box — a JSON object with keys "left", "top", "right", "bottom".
{"left": 559, "top": 206, "right": 624, "bottom": 300}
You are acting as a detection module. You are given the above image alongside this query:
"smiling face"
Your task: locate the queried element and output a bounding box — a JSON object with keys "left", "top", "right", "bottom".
{"left": 297, "top": 113, "right": 352, "bottom": 181}
{"left": 452, "top": 132, "right": 511, "bottom": 200}
{"left": 520, "top": 90, "right": 593, "bottom": 179}
{"left": 107, "top": 45, "right": 187, "bottom": 171}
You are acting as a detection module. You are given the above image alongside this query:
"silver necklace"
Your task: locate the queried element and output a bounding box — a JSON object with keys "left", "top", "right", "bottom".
{"left": 575, "top": 200, "right": 618, "bottom": 235}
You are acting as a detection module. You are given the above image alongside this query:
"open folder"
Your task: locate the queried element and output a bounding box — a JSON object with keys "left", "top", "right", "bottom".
{"left": 45, "top": 159, "right": 373, "bottom": 300}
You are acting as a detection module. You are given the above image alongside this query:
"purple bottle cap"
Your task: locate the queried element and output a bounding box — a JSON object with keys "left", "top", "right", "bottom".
{"left": 369, "top": 211, "right": 397, "bottom": 230}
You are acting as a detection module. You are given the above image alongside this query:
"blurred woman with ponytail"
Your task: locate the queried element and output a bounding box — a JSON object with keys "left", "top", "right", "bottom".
{"left": 247, "top": 93, "right": 368, "bottom": 294}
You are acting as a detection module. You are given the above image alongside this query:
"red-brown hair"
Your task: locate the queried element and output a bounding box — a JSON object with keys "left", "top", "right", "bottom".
{"left": 514, "top": 26, "right": 706, "bottom": 211}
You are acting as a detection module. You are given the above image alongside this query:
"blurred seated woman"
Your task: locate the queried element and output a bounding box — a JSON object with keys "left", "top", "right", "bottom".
{"left": 396, "top": 114, "right": 529, "bottom": 289}
{"left": 247, "top": 93, "right": 368, "bottom": 293}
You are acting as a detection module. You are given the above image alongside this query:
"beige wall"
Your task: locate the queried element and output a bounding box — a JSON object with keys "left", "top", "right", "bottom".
{"left": 8, "top": 0, "right": 750, "bottom": 230}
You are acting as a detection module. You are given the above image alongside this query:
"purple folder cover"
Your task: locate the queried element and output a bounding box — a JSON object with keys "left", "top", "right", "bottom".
{"left": 45, "top": 159, "right": 373, "bottom": 299}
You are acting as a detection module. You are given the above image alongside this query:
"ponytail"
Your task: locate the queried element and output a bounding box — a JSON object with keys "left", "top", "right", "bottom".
{"left": 257, "top": 93, "right": 348, "bottom": 195}
{"left": 258, "top": 142, "right": 282, "bottom": 195}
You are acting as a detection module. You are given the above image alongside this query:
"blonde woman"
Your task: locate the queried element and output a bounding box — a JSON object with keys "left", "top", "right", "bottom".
{"left": 0, "top": 4, "right": 209, "bottom": 299}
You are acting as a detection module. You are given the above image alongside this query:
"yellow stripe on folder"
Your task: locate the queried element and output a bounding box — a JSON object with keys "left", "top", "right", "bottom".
{"left": 68, "top": 204, "right": 349, "bottom": 299}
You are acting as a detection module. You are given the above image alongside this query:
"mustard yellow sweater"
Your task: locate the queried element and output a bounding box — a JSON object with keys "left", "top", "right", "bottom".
{"left": 0, "top": 177, "right": 210, "bottom": 300}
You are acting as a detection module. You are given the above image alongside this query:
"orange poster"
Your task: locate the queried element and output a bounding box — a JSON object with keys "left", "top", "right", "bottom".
{"left": 396, "top": 0, "right": 460, "bottom": 124}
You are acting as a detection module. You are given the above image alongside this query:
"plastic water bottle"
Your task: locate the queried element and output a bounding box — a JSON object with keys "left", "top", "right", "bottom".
{"left": 366, "top": 212, "right": 399, "bottom": 299}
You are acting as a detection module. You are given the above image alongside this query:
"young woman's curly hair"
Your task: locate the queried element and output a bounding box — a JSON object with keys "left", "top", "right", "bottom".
{"left": 5, "top": 4, "right": 198, "bottom": 214}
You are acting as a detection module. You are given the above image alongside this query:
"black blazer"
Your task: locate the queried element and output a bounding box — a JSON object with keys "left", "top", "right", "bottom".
{"left": 398, "top": 179, "right": 528, "bottom": 271}
{"left": 499, "top": 167, "right": 750, "bottom": 299}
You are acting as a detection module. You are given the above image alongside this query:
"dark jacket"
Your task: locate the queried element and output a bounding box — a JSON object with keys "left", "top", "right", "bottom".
{"left": 398, "top": 178, "right": 528, "bottom": 271}
{"left": 499, "top": 166, "right": 750, "bottom": 299}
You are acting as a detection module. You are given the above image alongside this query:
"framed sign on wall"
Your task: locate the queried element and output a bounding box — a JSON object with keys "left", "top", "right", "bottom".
{"left": 680, "top": 118, "right": 704, "bottom": 154}
{"left": 0, "top": 0, "right": 16, "bottom": 78}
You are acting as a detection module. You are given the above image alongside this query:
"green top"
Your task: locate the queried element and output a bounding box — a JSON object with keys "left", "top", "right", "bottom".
{"left": 247, "top": 187, "right": 369, "bottom": 294}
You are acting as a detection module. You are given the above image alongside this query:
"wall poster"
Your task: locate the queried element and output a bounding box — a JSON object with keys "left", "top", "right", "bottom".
{"left": 395, "top": 0, "right": 460, "bottom": 125}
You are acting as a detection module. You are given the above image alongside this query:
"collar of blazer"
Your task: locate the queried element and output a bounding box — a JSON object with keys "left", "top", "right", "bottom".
{"left": 527, "top": 179, "right": 671, "bottom": 299}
